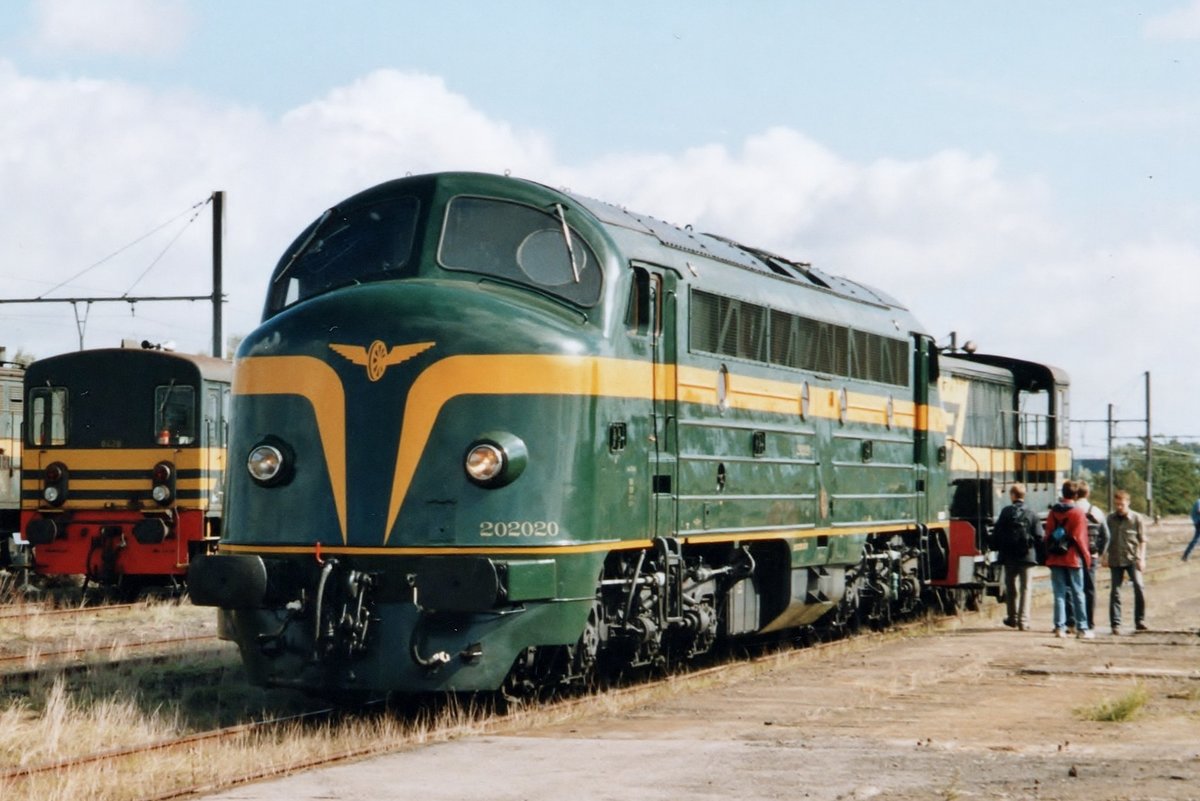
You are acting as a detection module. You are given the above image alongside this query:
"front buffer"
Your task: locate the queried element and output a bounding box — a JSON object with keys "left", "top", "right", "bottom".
{"left": 190, "top": 550, "right": 600, "bottom": 695}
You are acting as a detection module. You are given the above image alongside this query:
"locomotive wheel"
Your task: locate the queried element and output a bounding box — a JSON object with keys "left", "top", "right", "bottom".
{"left": 570, "top": 603, "right": 602, "bottom": 689}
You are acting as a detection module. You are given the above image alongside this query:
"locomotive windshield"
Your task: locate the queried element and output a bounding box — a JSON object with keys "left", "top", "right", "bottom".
{"left": 439, "top": 196, "right": 602, "bottom": 306}
{"left": 267, "top": 196, "right": 420, "bottom": 315}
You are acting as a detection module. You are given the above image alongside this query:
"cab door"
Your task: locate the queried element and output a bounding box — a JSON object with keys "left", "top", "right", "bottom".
{"left": 632, "top": 262, "right": 678, "bottom": 538}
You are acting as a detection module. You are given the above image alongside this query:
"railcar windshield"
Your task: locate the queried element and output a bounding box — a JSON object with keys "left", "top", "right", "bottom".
{"left": 28, "top": 387, "right": 67, "bottom": 447}
{"left": 439, "top": 196, "right": 602, "bottom": 306}
{"left": 266, "top": 196, "right": 420, "bottom": 316}
{"left": 155, "top": 384, "right": 196, "bottom": 446}
{"left": 26, "top": 373, "right": 203, "bottom": 449}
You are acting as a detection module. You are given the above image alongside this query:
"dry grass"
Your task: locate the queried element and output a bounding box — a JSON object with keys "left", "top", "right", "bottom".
{"left": 0, "top": 638, "right": 516, "bottom": 801}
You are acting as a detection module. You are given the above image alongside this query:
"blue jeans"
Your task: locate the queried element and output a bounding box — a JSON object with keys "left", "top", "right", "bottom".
{"left": 1050, "top": 566, "right": 1088, "bottom": 631}
{"left": 1184, "top": 525, "right": 1200, "bottom": 560}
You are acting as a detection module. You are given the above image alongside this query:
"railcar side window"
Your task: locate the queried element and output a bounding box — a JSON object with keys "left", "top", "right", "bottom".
{"left": 1019, "top": 388, "right": 1052, "bottom": 448}
{"left": 1056, "top": 388, "right": 1069, "bottom": 448}
{"left": 440, "top": 197, "right": 602, "bottom": 306}
{"left": 155, "top": 385, "right": 196, "bottom": 446}
{"left": 963, "top": 380, "right": 1012, "bottom": 448}
{"left": 29, "top": 387, "right": 68, "bottom": 446}
{"left": 691, "top": 289, "right": 908, "bottom": 387}
{"left": 266, "top": 196, "right": 420, "bottom": 316}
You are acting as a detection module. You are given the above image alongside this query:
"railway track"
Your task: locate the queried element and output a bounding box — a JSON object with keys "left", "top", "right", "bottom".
{"left": 0, "top": 599, "right": 227, "bottom": 694}
{"left": 0, "top": 632, "right": 220, "bottom": 670}
{"left": 0, "top": 707, "right": 338, "bottom": 785}
{"left": 0, "top": 626, "right": 877, "bottom": 801}
{"left": 0, "top": 601, "right": 139, "bottom": 621}
{"left": 0, "top": 640, "right": 231, "bottom": 690}
{"left": 1, "top": 520, "right": 1192, "bottom": 801}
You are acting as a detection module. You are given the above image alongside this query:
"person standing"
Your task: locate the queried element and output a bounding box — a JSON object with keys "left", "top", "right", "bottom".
{"left": 990, "top": 483, "right": 1041, "bottom": 630}
{"left": 1183, "top": 497, "right": 1200, "bottom": 561}
{"left": 1073, "top": 480, "right": 1109, "bottom": 633}
{"left": 1044, "top": 480, "right": 1093, "bottom": 638}
{"left": 1105, "top": 489, "right": 1147, "bottom": 634}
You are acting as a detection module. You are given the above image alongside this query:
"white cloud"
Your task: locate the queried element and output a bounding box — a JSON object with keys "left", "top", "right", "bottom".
{"left": 280, "top": 70, "right": 556, "bottom": 187}
{"left": 0, "top": 62, "right": 1195, "bottom": 444}
{"left": 1144, "top": 0, "right": 1200, "bottom": 40}
{"left": 33, "top": 0, "right": 193, "bottom": 57}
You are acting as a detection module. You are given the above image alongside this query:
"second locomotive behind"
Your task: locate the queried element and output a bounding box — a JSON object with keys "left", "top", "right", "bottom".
{"left": 190, "top": 172, "right": 1070, "bottom": 696}
{"left": 22, "top": 345, "right": 230, "bottom": 595}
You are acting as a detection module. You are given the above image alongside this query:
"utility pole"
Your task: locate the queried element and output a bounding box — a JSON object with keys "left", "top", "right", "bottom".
{"left": 1076, "top": 372, "right": 1153, "bottom": 515}
{"left": 211, "top": 190, "right": 224, "bottom": 359}
{"left": 0, "top": 192, "right": 225, "bottom": 354}
{"left": 1145, "top": 371, "right": 1154, "bottom": 521}
{"left": 1107, "top": 403, "right": 1115, "bottom": 513}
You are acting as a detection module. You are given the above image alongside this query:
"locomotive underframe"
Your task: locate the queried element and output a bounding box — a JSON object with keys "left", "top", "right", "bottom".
{"left": 196, "top": 526, "right": 940, "bottom": 697}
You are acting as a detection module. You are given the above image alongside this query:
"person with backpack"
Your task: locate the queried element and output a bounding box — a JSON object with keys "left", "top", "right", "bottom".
{"left": 1067, "top": 480, "right": 1109, "bottom": 634}
{"left": 990, "top": 483, "right": 1041, "bottom": 630}
{"left": 1044, "top": 479, "right": 1092, "bottom": 638}
{"left": 1105, "top": 489, "right": 1148, "bottom": 634}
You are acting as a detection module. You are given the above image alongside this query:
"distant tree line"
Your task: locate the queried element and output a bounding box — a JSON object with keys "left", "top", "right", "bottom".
{"left": 1083, "top": 440, "right": 1200, "bottom": 516}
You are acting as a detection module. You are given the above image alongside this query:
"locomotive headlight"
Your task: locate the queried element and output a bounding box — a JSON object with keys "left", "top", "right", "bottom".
{"left": 246, "top": 439, "right": 294, "bottom": 487}
{"left": 151, "top": 484, "right": 173, "bottom": 503}
{"left": 464, "top": 432, "right": 527, "bottom": 488}
{"left": 247, "top": 445, "right": 283, "bottom": 481}
{"left": 43, "top": 485, "right": 60, "bottom": 503}
{"left": 465, "top": 444, "right": 504, "bottom": 482}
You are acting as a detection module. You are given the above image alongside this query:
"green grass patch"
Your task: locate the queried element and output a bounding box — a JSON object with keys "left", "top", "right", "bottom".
{"left": 1077, "top": 682, "right": 1149, "bottom": 722}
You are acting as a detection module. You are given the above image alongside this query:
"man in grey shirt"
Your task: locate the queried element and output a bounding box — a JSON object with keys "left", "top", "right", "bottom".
{"left": 1105, "top": 489, "right": 1147, "bottom": 635}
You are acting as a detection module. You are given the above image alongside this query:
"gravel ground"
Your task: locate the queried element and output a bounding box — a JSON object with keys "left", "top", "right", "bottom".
{"left": 204, "top": 518, "right": 1200, "bottom": 801}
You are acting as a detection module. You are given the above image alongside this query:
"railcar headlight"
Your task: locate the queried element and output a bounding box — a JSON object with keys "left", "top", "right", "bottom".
{"left": 463, "top": 432, "right": 527, "bottom": 488}
{"left": 150, "top": 460, "right": 176, "bottom": 506}
{"left": 43, "top": 462, "right": 68, "bottom": 507}
{"left": 247, "top": 439, "right": 294, "bottom": 487}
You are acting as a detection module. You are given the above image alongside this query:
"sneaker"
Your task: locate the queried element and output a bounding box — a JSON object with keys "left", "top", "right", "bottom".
{"left": 1018, "top": 623, "right": 1029, "bottom": 631}
{"left": 1002, "top": 618, "right": 1017, "bottom": 628}
{"left": 1054, "top": 629, "right": 1067, "bottom": 639}
{"left": 1136, "top": 622, "right": 1149, "bottom": 631}
{"left": 1111, "top": 626, "right": 1122, "bottom": 636}
{"left": 1066, "top": 626, "right": 1076, "bottom": 635}
{"left": 1079, "top": 629, "right": 1095, "bottom": 639}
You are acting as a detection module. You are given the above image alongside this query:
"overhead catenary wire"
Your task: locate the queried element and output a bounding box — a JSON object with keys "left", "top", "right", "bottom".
{"left": 122, "top": 201, "right": 211, "bottom": 297}
{"left": 37, "top": 196, "right": 212, "bottom": 299}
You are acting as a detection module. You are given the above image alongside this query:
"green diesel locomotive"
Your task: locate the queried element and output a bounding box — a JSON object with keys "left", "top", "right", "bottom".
{"left": 190, "top": 172, "right": 1069, "bottom": 696}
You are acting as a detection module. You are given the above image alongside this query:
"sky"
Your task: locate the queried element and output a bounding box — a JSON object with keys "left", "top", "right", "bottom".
{"left": 0, "top": 0, "right": 1197, "bottom": 458}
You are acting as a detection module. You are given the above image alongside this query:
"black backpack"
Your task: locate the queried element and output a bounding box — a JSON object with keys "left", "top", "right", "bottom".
{"left": 1047, "top": 524, "right": 1071, "bottom": 556}
{"left": 993, "top": 505, "right": 1036, "bottom": 555}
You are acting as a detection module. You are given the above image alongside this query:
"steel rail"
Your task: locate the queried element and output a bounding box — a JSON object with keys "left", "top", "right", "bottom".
{"left": 1, "top": 707, "right": 337, "bottom": 783}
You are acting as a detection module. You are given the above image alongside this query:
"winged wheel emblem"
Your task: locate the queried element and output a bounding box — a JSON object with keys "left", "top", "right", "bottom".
{"left": 329, "top": 340, "right": 435, "bottom": 381}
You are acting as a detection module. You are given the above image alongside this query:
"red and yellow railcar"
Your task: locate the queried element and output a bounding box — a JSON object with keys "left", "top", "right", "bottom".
{"left": 21, "top": 345, "right": 230, "bottom": 594}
